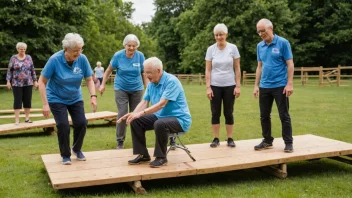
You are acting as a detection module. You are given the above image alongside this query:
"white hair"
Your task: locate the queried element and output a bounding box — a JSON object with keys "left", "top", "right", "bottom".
{"left": 258, "top": 18, "right": 273, "bottom": 29}
{"left": 144, "top": 57, "right": 163, "bottom": 71}
{"left": 62, "top": 33, "right": 84, "bottom": 49}
{"left": 123, "top": 34, "right": 140, "bottom": 47}
{"left": 213, "top": 23, "right": 228, "bottom": 34}
{"left": 96, "top": 61, "right": 101, "bottom": 66}
{"left": 16, "top": 42, "right": 27, "bottom": 50}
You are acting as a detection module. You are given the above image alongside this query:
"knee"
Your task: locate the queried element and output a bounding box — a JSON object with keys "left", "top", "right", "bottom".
{"left": 154, "top": 120, "right": 167, "bottom": 133}
{"left": 73, "top": 118, "right": 87, "bottom": 128}
{"left": 56, "top": 122, "right": 70, "bottom": 132}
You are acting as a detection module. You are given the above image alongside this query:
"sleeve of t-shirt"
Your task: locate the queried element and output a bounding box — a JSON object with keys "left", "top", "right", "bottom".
{"left": 283, "top": 40, "right": 293, "bottom": 60}
{"left": 41, "top": 57, "right": 56, "bottom": 79}
{"left": 110, "top": 52, "right": 119, "bottom": 70}
{"left": 256, "top": 44, "right": 261, "bottom": 62}
{"left": 82, "top": 55, "right": 93, "bottom": 78}
{"left": 161, "top": 79, "right": 180, "bottom": 102}
{"left": 231, "top": 45, "right": 241, "bottom": 59}
{"left": 205, "top": 46, "right": 213, "bottom": 61}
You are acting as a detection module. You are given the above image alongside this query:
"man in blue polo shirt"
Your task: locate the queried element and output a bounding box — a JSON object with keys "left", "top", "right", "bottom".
{"left": 118, "top": 57, "right": 192, "bottom": 168}
{"left": 253, "top": 18, "right": 294, "bottom": 153}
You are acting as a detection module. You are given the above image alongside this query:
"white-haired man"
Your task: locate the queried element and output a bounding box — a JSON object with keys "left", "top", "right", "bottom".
{"left": 119, "top": 57, "right": 192, "bottom": 168}
{"left": 253, "top": 19, "right": 294, "bottom": 153}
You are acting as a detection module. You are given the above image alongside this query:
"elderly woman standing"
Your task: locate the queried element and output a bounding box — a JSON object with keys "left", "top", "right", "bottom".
{"left": 99, "top": 34, "right": 148, "bottom": 149}
{"left": 205, "top": 23, "right": 241, "bottom": 148}
{"left": 94, "top": 61, "right": 104, "bottom": 85}
{"left": 38, "top": 33, "right": 97, "bottom": 165}
{"left": 6, "top": 42, "right": 38, "bottom": 125}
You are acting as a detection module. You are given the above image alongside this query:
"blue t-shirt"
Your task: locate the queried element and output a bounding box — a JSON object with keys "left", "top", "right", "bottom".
{"left": 41, "top": 50, "right": 93, "bottom": 105}
{"left": 143, "top": 72, "right": 192, "bottom": 132}
{"left": 110, "top": 49, "right": 145, "bottom": 91}
{"left": 257, "top": 34, "right": 293, "bottom": 88}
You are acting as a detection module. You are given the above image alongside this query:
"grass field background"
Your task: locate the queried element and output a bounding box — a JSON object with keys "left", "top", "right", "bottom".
{"left": 0, "top": 83, "right": 351, "bottom": 197}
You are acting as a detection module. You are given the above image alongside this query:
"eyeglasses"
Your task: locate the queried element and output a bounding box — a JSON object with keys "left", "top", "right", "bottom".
{"left": 214, "top": 33, "right": 225, "bottom": 37}
{"left": 257, "top": 29, "right": 267, "bottom": 34}
{"left": 70, "top": 48, "right": 83, "bottom": 53}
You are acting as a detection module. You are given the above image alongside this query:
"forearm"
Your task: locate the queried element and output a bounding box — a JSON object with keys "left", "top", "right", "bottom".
{"left": 254, "top": 65, "right": 262, "bottom": 87}
{"left": 234, "top": 59, "right": 241, "bottom": 87}
{"left": 86, "top": 77, "right": 96, "bottom": 95}
{"left": 38, "top": 77, "right": 48, "bottom": 105}
{"left": 133, "top": 100, "right": 149, "bottom": 113}
{"left": 143, "top": 100, "right": 168, "bottom": 115}
{"left": 287, "top": 60, "right": 294, "bottom": 85}
{"left": 101, "top": 65, "right": 113, "bottom": 86}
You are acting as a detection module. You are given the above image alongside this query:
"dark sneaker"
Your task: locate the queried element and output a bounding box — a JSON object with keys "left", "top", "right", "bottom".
{"left": 149, "top": 157, "right": 168, "bottom": 168}
{"left": 25, "top": 119, "right": 32, "bottom": 123}
{"left": 62, "top": 157, "right": 72, "bottom": 165}
{"left": 227, "top": 138, "right": 236, "bottom": 147}
{"left": 169, "top": 137, "right": 176, "bottom": 150}
{"left": 210, "top": 138, "right": 220, "bottom": 148}
{"left": 254, "top": 140, "right": 273, "bottom": 150}
{"left": 128, "top": 154, "right": 151, "bottom": 165}
{"left": 116, "top": 141, "right": 124, "bottom": 150}
{"left": 284, "top": 144, "right": 293, "bottom": 153}
{"left": 72, "top": 150, "right": 86, "bottom": 161}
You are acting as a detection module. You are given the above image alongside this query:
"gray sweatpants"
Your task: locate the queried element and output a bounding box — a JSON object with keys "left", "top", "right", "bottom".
{"left": 114, "top": 89, "right": 143, "bottom": 142}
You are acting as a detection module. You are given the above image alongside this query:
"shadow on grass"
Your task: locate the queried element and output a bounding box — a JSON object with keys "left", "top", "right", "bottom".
{"left": 55, "top": 158, "right": 351, "bottom": 196}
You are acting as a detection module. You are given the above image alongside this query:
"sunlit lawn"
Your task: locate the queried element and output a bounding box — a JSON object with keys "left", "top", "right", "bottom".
{"left": 0, "top": 82, "right": 351, "bottom": 197}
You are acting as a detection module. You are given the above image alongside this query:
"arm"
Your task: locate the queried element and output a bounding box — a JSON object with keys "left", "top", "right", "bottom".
{"left": 142, "top": 72, "right": 149, "bottom": 88}
{"left": 98, "top": 64, "right": 113, "bottom": 96}
{"left": 30, "top": 58, "right": 38, "bottom": 89}
{"left": 121, "top": 99, "right": 169, "bottom": 124}
{"left": 85, "top": 76, "right": 97, "bottom": 112}
{"left": 38, "top": 75, "right": 50, "bottom": 118}
{"left": 253, "top": 62, "right": 262, "bottom": 98}
{"left": 6, "top": 58, "right": 13, "bottom": 90}
{"left": 283, "top": 59, "right": 294, "bottom": 97}
{"left": 205, "top": 60, "right": 213, "bottom": 100}
{"left": 233, "top": 58, "right": 241, "bottom": 98}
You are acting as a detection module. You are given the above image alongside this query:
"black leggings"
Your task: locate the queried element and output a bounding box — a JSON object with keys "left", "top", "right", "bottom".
{"left": 210, "top": 85, "right": 236, "bottom": 125}
{"left": 12, "top": 86, "right": 33, "bottom": 109}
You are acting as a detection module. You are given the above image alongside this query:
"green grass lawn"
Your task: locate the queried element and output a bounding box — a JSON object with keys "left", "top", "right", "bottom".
{"left": 0, "top": 84, "right": 351, "bottom": 198}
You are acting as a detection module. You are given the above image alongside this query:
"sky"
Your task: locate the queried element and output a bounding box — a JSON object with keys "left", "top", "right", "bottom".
{"left": 123, "top": 0, "right": 156, "bottom": 25}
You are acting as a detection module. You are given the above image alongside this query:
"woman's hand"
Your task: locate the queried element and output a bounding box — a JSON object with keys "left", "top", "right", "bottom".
{"left": 206, "top": 87, "right": 213, "bottom": 100}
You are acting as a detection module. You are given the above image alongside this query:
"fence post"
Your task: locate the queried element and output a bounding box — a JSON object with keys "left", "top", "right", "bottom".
{"left": 198, "top": 73, "right": 203, "bottom": 85}
{"left": 319, "top": 66, "right": 323, "bottom": 86}
{"left": 301, "top": 67, "right": 304, "bottom": 86}
{"left": 243, "top": 71, "right": 246, "bottom": 86}
{"left": 337, "top": 65, "right": 341, "bottom": 87}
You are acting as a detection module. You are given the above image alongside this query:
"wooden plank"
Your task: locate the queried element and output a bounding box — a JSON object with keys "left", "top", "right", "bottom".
{"left": 0, "top": 113, "right": 43, "bottom": 119}
{"left": 42, "top": 134, "right": 352, "bottom": 190}
{"left": 0, "top": 111, "right": 117, "bottom": 134}
{"left": 0, "top": 108, "right": 42, "bottom": 114}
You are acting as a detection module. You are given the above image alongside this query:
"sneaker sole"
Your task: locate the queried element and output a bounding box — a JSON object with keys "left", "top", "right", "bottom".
{"left": 227, "top": 144, "right": 236, "bottom": 147}
{"left": 128, "top": 160, "right": 151, "bottom": 165}
{"left": 254, "top": 146, "right": 273, "bottom": 150}
{"left": 62, "top": 161, "right": 72, "bottom": 165}
{"left": 210, "top": 143, "right": 220, "bottom": 148}
{"left": 284, "top": 150, "right": 293, "bottom": 153}
{"left": 150, "top": 162, "right": 168, "bottom": 168}
{"left": 77, "top": 158, "right": 86, "bottom": 161}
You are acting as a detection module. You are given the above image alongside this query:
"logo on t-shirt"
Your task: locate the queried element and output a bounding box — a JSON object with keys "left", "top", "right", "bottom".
{"left": 73, "top": 67, "right": 82, "bottom": 74}
{"left": 272, "top": 48, "right": 280, "bottom": 54}
{"left": 133, "top": 63, "right": 140, "bottom": 67}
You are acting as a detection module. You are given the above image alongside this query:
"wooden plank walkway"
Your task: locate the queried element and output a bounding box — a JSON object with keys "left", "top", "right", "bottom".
{"left": 41, "top": 134, "right": 352, "bottom": 190}
{"left": 0, "top": 113, "right": 43, "bottom": 119}
{"left": 0, "top": 111, "right": 117, "bottom": 134}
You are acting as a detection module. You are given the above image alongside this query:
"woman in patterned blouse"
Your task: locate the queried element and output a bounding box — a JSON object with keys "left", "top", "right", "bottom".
{"left": 6, "top": 42, "right": 38, "bottom": 125}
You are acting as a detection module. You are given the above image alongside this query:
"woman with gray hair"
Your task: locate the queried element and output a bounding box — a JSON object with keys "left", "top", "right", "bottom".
{"left": 205, "top": 23, "right": 241, "bottom": 148}
{"left": 38, "top": 33, "right": 97, "bottom": 165}
{"left": 6, "top": 42, "right": 38, "bottom": 125}
{"left": 99, "top": 34, "right": 148, "bottom": 149}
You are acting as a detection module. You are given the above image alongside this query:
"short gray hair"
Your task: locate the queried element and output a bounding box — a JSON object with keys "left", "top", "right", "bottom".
{"left": 62, "top": 33, "right": 84, "bottom": 49}
{"left": 96, "top": 61, "right": 101, "bottom": 66}
{"left": 16, "top": 42, "right": 27, "bottom": 50}
{"left": 258, "top": 18, "right": 273, "bottom": 29}
{"left": 123, "top": 34, "right": 140, "bottom": 47}
{"left": 144, "top": 57, "right": 163, "bottom": 71}
{"left": 213, "top": 23, "right": 228, "bottom": 34}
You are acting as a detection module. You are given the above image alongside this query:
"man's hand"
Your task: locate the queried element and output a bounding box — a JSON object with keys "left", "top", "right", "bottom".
{"left": 42, "top": 104, "right": 51, "bottom": 118}
{"left": 98, "top": 85, "right": 105, "bottom": 96}
{"left": 283, "top": 84, "right": 293, "bottom": 97}
{"left": 253, "top": 86, "right": 259, "bottom": 98}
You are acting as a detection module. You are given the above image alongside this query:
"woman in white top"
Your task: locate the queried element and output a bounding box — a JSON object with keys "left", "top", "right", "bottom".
{"left": 94, "top": 61, "right": 104, "bottom": 85}
{"left": 205, "top": 23, "right": 241, "bottom": 148}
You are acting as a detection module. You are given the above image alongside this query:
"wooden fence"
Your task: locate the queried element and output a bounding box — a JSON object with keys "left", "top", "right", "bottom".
{"left": 242, "top": 65, "right": 352, "bottom": 87}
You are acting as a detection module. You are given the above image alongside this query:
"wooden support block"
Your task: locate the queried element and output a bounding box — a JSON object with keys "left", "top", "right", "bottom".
{"left": 260, "top": 164, "right": 287, "bottom": 179}
{"left": 128, "top": 181, "right": 146, "bottom": 195}
{"left": 328, "top": 156, "right": 352, "bottom": 165}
